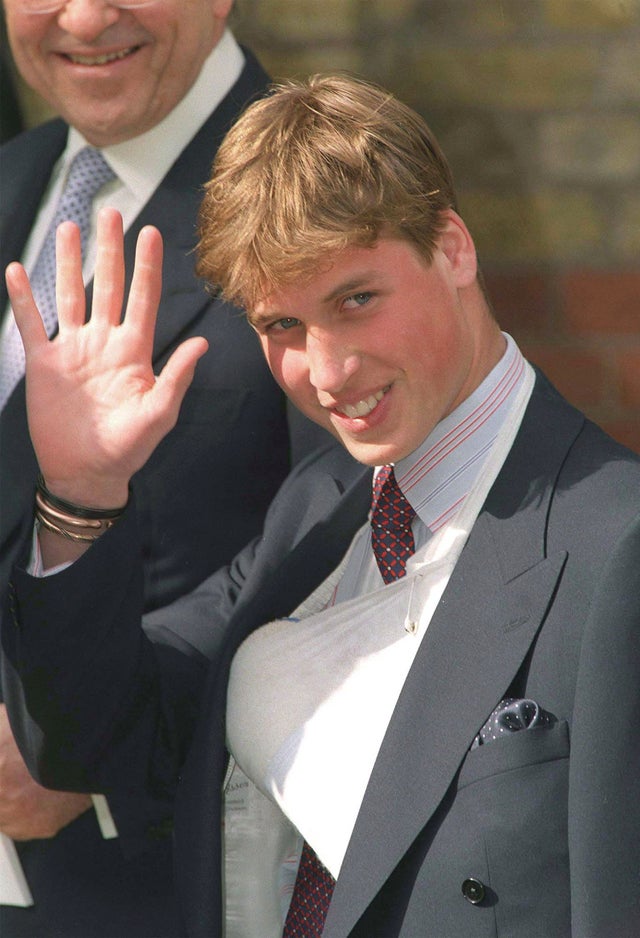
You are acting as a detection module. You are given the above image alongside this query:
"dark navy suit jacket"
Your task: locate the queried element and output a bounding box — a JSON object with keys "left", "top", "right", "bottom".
{"left": 0, "top": 48, "right": 327, "bottom": 937}
{"left": 3, "top": 374, "right": 640, "bottom": 936}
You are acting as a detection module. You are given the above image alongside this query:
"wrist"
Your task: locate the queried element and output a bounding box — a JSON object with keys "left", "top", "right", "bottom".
{"left": 37, "top": 474, "right": 130, "bottom": 512}
{"left": 35, "top": 476, "right": 128, "bottom": 544}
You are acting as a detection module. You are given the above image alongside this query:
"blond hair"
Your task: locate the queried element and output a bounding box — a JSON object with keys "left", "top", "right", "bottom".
{"left": 197, "top": 73, "right": 456, "bottom": 310}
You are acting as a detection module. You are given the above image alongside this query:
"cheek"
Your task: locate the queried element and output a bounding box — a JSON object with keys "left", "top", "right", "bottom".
{"left": 5, "top": 19, "right": 44, "bottom": 73}
{"left": 260, "top": 340, "right": 308, "bottom": 396}
{"left": 153, "top": 17, "right": 219, "bottom": 91}
{"left": 280, "top": 353, "right": 315, "bottom": 405}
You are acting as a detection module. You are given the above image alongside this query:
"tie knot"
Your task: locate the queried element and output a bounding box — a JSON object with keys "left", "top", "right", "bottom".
{"left": 62, "top": 146, "right": 116, "bottom": 206}
{"left": 371, "top": 466, "right": 413, "bottom": 521}
{"left": 371, "top": 466, "right": 416, "bottom": 584}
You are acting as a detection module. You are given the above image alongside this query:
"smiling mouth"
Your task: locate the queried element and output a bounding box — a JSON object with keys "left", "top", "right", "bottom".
{"left": 65, "top": 47, "right": 139, "bottom": 66}
{"left": 335, "top": 387, "right": 388, "bottom": 419}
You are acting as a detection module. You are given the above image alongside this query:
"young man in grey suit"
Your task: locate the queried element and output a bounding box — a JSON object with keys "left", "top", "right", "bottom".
{"left": 4, "top": 75, "right": 640, "bottom": 937}
{"left": 0, "top": 2, "right": 325, "bottom": 935}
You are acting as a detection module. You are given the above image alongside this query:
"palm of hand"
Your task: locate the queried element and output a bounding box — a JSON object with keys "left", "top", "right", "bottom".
{"left": 6, "top": 209, "right": 208, "bottom": 506}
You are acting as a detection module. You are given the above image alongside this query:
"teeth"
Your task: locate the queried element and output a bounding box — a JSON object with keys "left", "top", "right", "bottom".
{"left": 339, "top": 389, "right": 386, "bottom": 419}
{"left": 68, "top": 48, "right": 135, "bottom": 66}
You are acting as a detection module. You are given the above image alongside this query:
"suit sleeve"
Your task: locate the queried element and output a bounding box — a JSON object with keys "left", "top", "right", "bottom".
{"left": 0, "top": 442, "right": 346, "bottom": 804}
{"left": 568, "top": 513, "right": 640, "bottom": 936}
{"left": 0, "top": 497, "right": 259, "bottom": 803}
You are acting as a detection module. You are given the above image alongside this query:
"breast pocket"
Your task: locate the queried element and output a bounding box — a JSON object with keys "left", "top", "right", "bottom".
{"left": 458, "top": 719, "right": 570, "bottom": 789}
{"left": 456, "top": 721, "right": 571, "bottom": 936}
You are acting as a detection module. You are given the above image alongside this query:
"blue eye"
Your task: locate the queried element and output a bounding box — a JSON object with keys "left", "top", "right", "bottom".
{"left": 344, "top": 292, "right": 373, "bottom": 308}
{"left": 272, "top": 317, "right": 301, "bottom": 331}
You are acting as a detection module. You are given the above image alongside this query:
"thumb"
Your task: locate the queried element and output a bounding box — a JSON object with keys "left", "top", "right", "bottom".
{"left": 152, "top": 336, "right": 209, "bottom": 419}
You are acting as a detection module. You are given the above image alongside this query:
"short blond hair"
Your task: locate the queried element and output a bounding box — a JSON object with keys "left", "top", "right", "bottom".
{"left": 197, "top": 73, "right": 456, "bottom": 310}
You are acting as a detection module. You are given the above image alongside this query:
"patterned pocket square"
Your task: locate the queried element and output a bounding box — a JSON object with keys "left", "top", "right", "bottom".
{"left": 471, "top": 697, "right": 556, "bottom": 750}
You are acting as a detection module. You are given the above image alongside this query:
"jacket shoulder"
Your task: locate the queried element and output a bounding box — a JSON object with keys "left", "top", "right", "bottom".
{"left": 0, "top": 117, "right": 67, "bottom": 165}
{"left": 284, "top": 439, "right": 365, "bottom": 490}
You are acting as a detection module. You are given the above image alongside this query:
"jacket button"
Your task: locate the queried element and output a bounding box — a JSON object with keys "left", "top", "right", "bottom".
{"left": 461, "top": 877, "right": 486, "bottom": 905}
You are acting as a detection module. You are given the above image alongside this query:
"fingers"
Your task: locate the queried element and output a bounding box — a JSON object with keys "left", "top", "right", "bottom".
{"left": 125, "top": 225, "right": 164, "bottom": 354}
{"left": 91, "top": 208, "right": 125, "bottom": 326}
{"left": 153, "top": 336, "right": 209, "bottom": 418}
{"left": 54, "top": 221, "right": 85, "bottom": 329}
{"left": 4, "top": 262, "right": 49, "bottom": 354}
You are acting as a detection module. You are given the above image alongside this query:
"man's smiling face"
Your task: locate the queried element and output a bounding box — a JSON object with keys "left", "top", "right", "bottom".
{"left": 249, "top": 217, "right": 504, "bottom": 467}
{"left": 4, "top": 0, "right": 232, "bottom": 147}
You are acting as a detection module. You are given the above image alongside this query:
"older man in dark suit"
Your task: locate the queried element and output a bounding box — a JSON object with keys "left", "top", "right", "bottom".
{"left": 3, "top": 75, "right": 640, "bottom": 937}
{"left": 0, "top": 2, "right": 326, "bottom": 935}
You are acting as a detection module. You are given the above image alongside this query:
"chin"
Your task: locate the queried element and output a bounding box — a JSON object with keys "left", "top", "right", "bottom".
{"left": 340, "top": 441, "right": 391, "bottom": 467}
{"left": 351, "top": 437, "right": 416, "bottom": 467}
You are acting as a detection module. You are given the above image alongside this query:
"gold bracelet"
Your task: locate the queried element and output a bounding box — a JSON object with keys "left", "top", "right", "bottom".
{"left": 36, "top": 475, "right": 126, "bottom": 519}
{"left": 35, "top": 511, "right": 111, "bottom": 543}
{"left": 35, "top": 478, "right": 126, "bottom": 542}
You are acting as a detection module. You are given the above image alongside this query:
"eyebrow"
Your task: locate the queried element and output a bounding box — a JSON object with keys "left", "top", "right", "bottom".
{"left": 246, "top": 309, "right": 274, "bottom": 330}
{"left": 248, "top": 270, "right": 380, "bottom": 329}
{"left": 321, "top": 273, "right": 378, "bottom": 304}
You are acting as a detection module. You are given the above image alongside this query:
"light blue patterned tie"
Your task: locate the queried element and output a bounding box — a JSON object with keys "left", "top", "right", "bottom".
{"left": 0, "top": 146, "right": 115, "bottom": 410}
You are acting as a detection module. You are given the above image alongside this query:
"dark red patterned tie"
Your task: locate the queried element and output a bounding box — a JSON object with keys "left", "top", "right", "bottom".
{"left": 282, "top": 467, "right": 416, "bottom": 936}
{"left": 370, "top": 465, "right": 416, "bottom": 584}
{"left": 282, "top": 841, "right": 336, "bottom": 936}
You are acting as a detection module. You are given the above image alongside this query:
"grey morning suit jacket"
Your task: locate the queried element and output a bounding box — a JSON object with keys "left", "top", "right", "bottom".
{"left": 4, "top": 372, "right": 640, "bottom": 937}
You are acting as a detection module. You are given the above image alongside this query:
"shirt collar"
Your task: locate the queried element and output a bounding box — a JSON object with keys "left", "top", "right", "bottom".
{"left": 391, "top": 333, "right": 527, "bottom": 532}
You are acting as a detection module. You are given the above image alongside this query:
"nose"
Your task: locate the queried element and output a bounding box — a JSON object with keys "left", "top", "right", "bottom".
{"left": 57, "top": 0, "right": 120, "bottom": 40}
{"left": 306, "top": 330, "right": 360, "bottom": 395}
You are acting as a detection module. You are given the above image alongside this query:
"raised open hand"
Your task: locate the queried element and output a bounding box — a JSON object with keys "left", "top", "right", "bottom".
{"left": 5, "top": 208, "right": 208, "bottom": 509}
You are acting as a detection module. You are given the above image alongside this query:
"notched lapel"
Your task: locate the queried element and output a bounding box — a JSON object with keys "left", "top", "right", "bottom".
{"left": 116, "top": 178, "right": 210, "bottom": 364}
{"left": 227, "top": 467, "right": 372, "bottom": 644}
{"left": 324, "top": 515, "right": 568, "bottom": 938}
{"left": 151, "top": 242, "right": 210, "bottom": 363}
{"left": 0, "top": 121, "right": 67, "bottom": 301}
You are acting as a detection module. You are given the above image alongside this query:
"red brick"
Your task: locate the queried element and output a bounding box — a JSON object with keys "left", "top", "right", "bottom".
{"left": 562, "top": 270, "right": 640, "bottom": 335}
{"left": 616, "top": 349, "right": 640, "bottom": 409}
{"left": 482, "top": 270, "right": 552, "bottom": 337}
{"left": 523, "top": 345, "right": 605, "bottom": 410}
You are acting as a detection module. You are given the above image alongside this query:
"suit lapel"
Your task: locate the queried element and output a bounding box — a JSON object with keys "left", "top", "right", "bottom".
{"left": 324, "top": 375, "right": 584, "bottom": 937}
{"left": 240, "top": 472, "right": 371, "bottom": 629}
{"left": 116, "top": 48, "right": 270, "bottom": 364}
{"left": 0, "top": 120, "right": 67, "bottom": 320}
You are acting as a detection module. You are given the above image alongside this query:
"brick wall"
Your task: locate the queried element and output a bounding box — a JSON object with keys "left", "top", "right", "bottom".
{"left": 234, "top": 0, "right": 640, "bottom": 452}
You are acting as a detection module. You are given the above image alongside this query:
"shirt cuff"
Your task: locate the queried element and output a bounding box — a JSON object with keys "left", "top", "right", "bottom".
{"left": 91, "top": 795, "right": 119, "bottom": 840}
{"left": 29, "top": 524, "right": 73, "bottom": 578}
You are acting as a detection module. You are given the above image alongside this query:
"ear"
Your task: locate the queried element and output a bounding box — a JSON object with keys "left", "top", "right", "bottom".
{"left": 438, "top": 209, "right": 477, "bottom": 288}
